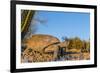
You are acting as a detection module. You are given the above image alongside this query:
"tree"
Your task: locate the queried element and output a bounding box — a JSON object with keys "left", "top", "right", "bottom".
{"left": 62, "top": 36, "right": 69, "bottom": 41}
{"left": 86, "top": 41, "right": 90, "bottom": 52}
{"left": 81, "top": 40, "right": 90, "bottom": 52}
{"left": 67, "top": 37, "right": 83, "bottom": 49}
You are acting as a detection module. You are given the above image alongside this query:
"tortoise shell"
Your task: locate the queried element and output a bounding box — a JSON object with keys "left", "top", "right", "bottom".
{"left": 21, "top": 34, "right": 60, "bottom": 63}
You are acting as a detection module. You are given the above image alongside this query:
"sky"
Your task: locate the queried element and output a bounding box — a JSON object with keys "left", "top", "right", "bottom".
{"left": 30, "top": 10, "right": 90, "bottom": 41}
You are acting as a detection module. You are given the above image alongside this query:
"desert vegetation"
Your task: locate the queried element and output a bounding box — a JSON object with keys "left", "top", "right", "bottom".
{"left": 21, "top": 34, "right": 90, "bottom": 63}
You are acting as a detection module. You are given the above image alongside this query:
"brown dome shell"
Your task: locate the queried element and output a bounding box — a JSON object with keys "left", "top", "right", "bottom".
{"left": 21, "top": 34, "right": 60, "bottom": 62}
{"left": 22, "top": 34, "right": 60, "bottom": 51}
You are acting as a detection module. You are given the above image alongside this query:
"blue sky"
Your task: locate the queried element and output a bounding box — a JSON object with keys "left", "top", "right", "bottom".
{"left": 31, "top": 11, "right": 90, "bottom": 41}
